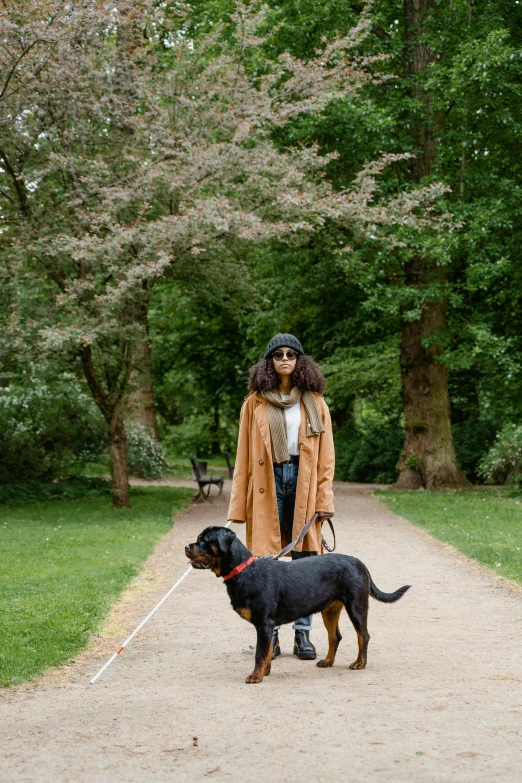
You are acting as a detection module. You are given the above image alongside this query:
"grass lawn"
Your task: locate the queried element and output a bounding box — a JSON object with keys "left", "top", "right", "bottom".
{"left": 376, "top": 487, "right": 522, "bottom": 586}
{"left": 0, "top": 486, "right": 193, "bottom": 688}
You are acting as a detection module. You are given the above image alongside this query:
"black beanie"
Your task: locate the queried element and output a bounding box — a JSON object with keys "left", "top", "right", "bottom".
{"left": 264, "top": 333, "right": 304, "bottom": 358}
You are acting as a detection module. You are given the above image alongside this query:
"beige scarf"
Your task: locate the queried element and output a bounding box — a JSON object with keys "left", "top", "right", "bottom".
{"left": 261, "top": 388, "right": 325, "bottom": 464}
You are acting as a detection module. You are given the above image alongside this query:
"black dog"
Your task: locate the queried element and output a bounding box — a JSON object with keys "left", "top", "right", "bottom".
{"left": 185, "top": 526, "right": 410, "bottom": 684}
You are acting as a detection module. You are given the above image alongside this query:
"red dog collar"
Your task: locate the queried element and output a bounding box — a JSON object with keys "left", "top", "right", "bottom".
{"left": 223, "top": 556, "right": 255, "bottom": 581}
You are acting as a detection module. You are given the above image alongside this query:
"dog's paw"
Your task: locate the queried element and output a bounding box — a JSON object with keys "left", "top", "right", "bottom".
{"left": 349, "top": 660, "right": 366, "bottom": 670}
{"left": 245, "top": 673, "right": 264, "bottom": 684}
{"left": 316, "top": 658, "right": 334, "bottom": 668}
{"left": 264, "top": 664, "right": 271, "bottom": 676}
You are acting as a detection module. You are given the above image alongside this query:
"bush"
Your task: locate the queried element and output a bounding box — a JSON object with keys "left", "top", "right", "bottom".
{"left": 162, "top": 413, "right": 217, "bottom": 460}
{"left": 452, "top": 418, "right": 499, "bottom": 483}
{"left": 479, "top": 423, "right": 522, "bottom": 484}
{"left": 0, "top": 476, "right": 111, "bottom": 505}
{"left": 0, "top": 379, "right": 107, "bottom": 484}
{"left": 126, "top": 423, "right": 167, "bottom": 479}
{"left": 334, "top": 421, "right": 404, "bottom": 484}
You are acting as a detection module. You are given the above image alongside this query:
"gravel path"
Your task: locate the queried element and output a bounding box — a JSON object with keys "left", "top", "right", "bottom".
{"left": 2, "top": 482, "right": 522, "bottom": 782}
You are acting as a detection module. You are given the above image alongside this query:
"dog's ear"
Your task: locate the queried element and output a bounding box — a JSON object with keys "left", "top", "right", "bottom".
{"left": 215, "top": 527, "right": 235, "bottom": 555}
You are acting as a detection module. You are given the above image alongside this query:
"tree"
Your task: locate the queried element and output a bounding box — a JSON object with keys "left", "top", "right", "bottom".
{"left": 388, "top": 0, "right": 468, "bottom": 489}
{"left": 0, "top": 1, "right": 450, "bottom": 504}
{"left": 384, "top": 0, "right": 522, "bottom": 487}
{"left": 233, "top": 0, "right": 522, "bottom": 489}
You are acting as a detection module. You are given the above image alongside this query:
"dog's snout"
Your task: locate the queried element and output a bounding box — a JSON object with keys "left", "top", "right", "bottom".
{"left": 185, "top": 543, "right": 195, "bottom": 552}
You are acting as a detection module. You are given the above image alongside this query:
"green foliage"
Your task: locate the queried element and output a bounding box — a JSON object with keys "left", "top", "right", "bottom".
{"left": 0, "top": 486, "right": 193, "bottom": 688}
{"left": 405, "top": 455, "right": 421, "bottom": 471}
{"left": 3, "top": 0, "right": 522, "bottom": 488}
{"left": 126, "top": 424, "right": 167, "bottom": 480}
{"left": 0, "top": 379, "right": 107, "bottom": 484}
{"left": 150, "top": 283, "right": 246, "bottom": 455}
{"left": 377, "top": 487, "right": 522, "bottom": 586}
{"left": 163, "top": 414, "right": 218, "bottom": 461}
{"left": 479, "top": 424, "right": 522, "bottom": 485}
{"left": 0, "top": 477, "right": 111, "bottom": 506}
{"left": 335, "top": 421, "right": 403, "bottom": 484}
{"left": 247, "top": 0, "right": 522, "bottom": 484}
{"left": 452, "top": 417, "right": 499, "bottom": 482}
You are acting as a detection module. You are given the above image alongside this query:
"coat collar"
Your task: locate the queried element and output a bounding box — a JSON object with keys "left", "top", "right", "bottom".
{"left": 253, "top": 395, "right": 314, "bottom": 459}
{"left": 253, "top": 399, "right": 272, "bottom": 458}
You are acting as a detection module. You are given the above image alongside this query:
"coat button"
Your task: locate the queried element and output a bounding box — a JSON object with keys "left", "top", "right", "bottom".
{"left": 259, "top": 488, "right": 264, "bottom": 493}
{"left": 259, "top": 459, "right": 264, "bottom": 465}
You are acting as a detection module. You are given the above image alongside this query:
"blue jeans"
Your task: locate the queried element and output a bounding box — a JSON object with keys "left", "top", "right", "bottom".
{"left": 273, "top": 459, "right": 315, "bottom": 631}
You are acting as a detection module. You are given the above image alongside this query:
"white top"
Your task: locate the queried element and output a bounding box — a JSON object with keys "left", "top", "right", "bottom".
{"left": 281, "top": 394, "right": 301, "bottom": 456}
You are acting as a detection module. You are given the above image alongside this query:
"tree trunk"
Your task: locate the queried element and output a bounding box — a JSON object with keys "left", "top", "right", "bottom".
{"left": 396, "top": 296, "right": 469, "bottom": 489}
{"left": 395, "top": 0, "right": 469, "bottom": 489}
{"left": 81, "top": 344, "right": 132, "bottom": 508}
{"left": 108, "top": 411, "right": 131, "bottom": 508}
{"left": 125, "top": 336, "right": 159, "bottom": 439}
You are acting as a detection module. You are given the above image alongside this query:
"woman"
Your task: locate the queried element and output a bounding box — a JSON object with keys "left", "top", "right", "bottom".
{"left": 227, "top": 333, "right": 335, "bottom": 660}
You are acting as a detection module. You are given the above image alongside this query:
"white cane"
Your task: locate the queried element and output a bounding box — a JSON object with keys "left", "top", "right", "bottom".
{"left": 90, "top": 520, "right": 232, "bottom": 684}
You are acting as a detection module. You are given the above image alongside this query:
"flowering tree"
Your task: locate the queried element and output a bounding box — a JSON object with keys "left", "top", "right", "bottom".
{"left": 0, "top": 0, "right": 447, "bottom": 506}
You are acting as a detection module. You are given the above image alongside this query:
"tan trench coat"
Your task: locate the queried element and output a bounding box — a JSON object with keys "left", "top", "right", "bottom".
{"left": 227, "top": 392, "right": 335, "bottom": 556}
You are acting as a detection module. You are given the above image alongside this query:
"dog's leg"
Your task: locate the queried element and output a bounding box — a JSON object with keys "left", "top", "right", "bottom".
{"left": 345, "top": 596, "right": 370, "bottom": 670}
{"left": 246, "top": 622, "right": 273, "bottom": 684}
{"left": 317, "top": 601, "right": 343, "bottom": 668}
{"left": 264, "top": 640, "right": 274, "bottom": 676}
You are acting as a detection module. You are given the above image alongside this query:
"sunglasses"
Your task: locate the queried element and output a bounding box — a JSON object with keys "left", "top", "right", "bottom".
{"left": 272, "top": 350, "right": 297, "bottom": 361}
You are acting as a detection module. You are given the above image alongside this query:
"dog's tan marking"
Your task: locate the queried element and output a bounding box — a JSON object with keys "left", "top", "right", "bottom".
{"left": 246, "top": 657, "right": 267, "bottom": 684}
{"left": 235, "top": 607, "right": 251, "bottom": 622}
{"left": 317, "top": 600, "right": 343, "bottom": 668}
{"left": 349, "top": 629, "right": 369, "bottom": 670}
{"left": 246, "top": 637, "right": 272, "bottom": 683}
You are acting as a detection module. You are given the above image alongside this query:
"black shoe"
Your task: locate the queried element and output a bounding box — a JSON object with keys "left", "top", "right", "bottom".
{"left": 272, "top": 629, "right": 281, "bottom": 657}
{"left": 293, "top": 630, "right": 316, "bottom": 660}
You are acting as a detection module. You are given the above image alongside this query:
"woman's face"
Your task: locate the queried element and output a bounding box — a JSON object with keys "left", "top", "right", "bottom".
{"left": 272, "top": 346, "right": 297, "bottom": 379}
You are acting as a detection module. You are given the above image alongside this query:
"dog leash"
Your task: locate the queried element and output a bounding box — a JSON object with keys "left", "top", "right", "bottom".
{"left": 270, "top": 511, "right": 336, "bottom": 560}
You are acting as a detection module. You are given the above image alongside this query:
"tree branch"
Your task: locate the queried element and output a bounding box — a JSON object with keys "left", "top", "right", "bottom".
{"left": 0, "top": 148, "right": 29, "bottom": 216}
{"left": 0, "top": 38, "right": 42, "bottom": 101}
{"left": 80, "top": 344, "right": 110, "bottom": 422}
{"left": 0, "top": 187, "right": 15, "bottom": 205}
{"left": 108, "top": 341, "right": 133, "bottom": 430}
{"left": 348, "top": 3, "right": 392, "bottom": 40}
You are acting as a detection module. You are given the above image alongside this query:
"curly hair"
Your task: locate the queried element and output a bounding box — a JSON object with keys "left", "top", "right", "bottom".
{"left": 248, "top": 354, "right": 326, "bottom": 393}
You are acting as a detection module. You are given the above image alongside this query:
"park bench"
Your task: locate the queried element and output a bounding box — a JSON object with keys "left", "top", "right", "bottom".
{"left": 223, "top": 451, "right": 235, "bottom": 479}
{"left": 190, "top": 455, "right": 224, "bottom": 502}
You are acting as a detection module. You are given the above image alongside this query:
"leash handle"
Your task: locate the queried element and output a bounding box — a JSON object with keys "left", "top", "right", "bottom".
{"left": 272, "top": 511, "right": 335, "bottom": 560}
{"left": 321, "top": 517, "right": 336, "bottom": 552}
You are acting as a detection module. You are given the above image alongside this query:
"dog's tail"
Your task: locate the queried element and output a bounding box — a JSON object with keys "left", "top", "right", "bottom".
{"left": 369, "top": 576, "right": 410, "bottom": 604}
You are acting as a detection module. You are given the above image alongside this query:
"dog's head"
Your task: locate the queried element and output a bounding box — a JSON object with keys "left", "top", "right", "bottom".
{"left": 185, "top": 526, "right": 238, "bottom": 577}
